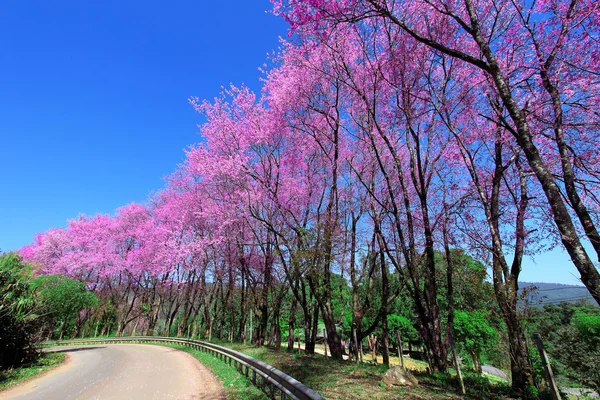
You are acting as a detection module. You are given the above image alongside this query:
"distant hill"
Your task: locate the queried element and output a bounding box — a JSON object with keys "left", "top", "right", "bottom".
{"left": 519, "top": 282, "right": 598, "bottom": 307}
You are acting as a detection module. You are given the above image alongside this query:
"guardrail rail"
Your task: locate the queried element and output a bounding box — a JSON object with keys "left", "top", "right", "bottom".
{"left": 44, "top": 336, "right": 325, "bottom": 400}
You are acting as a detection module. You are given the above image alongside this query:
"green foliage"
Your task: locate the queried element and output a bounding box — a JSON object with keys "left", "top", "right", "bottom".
{"left": 386, "top": 314, "right": 419, "bottom": 342}
{"left": 527, "top": 302, "right": 600, "bottom": 390}
{"left": 0, "top": 253, "right": 101, "bottom": 368}
{"left": 553, "top": 323, "right": 600, "bottom": 390}
{"left": 572, "top": 312, "right": 600, "bottom": 344}
{"left": 32, "top": 274, "right": 98, "bottom": 338}
{"left": 434, "top": 249, "right": 494, "bottom": 313}
{"left": 462, "top": 371, "right": 511, "bottom": 397}
{"left": 454, "top": 310, "right": 498, "bottom": 355}
{"left": 341, "top": 312, "right": 420, "bottom": 346}
{"left": 96, "top": 299, "right": 118, "bottom": 333}
{"left": 329, "top": 273, "right": 351, "bottom": 324}
{"left": 454, "top": 309, "right": 499, "bottom": 372}
{"left": 0, "top": 253, "right": 41, "bottom": 368}
{"left": 0, "top": 253, "right": 35, "bottom": 320}
{"left": 528, "top": 344, "right": 545, "bottom": 386}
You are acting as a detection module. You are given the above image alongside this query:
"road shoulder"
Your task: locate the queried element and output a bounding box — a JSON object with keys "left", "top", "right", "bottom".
{"left": 0, "top": 352, "right": 71, "bottom": 398}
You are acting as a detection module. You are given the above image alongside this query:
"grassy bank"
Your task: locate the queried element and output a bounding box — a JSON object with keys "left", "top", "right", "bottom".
{"left": 0, "top": 352, "right": 66, "bottom": 391}
{"left": 217, "top": 342, "right": 511, "bottom": 400}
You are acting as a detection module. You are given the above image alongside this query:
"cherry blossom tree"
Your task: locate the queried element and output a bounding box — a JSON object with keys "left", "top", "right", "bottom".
{"left": 274, "top": 0, "right": 600, "bottom": 311}
{"left": 20, "top": 2, "right": 600, "bottom": 395}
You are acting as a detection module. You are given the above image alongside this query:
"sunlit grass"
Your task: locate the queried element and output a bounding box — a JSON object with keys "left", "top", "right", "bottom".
{"left": 216, "top": 342, "right": 514, "bottom": 400}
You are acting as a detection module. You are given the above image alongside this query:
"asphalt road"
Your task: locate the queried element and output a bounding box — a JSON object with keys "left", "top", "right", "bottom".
{"left": 0, "top": 344, "right": 223, "bottom": 400}
{"left": 481, "top": 364, "right": 509, "bottom": 381}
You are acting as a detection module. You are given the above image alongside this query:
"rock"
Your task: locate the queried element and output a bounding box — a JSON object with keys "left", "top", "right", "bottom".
{"left": 382, "top": 366, "right": 419, "bottom": 387}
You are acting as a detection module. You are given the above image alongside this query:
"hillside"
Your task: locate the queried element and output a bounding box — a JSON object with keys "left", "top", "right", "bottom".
{"left": 519, "top": 282, "right": 598, "bottom": 307}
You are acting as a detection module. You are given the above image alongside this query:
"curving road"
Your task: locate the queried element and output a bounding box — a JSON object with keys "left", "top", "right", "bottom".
{"left": 0, "top": 344, "right": 224, "bottom": 400}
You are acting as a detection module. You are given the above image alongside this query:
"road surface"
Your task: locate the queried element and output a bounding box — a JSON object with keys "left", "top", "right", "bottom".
{"left": 0, "top": 344, "right": 224, "bottom": 400}
{"left": 481, "top": 364, "right": 509, "bottom": 381}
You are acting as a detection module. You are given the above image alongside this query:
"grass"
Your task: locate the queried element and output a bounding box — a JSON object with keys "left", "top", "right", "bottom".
{"left": 222, "top": 343, "right": 457, "bottom": 399}
{"left": 483, "top": 371, "right": 510, "bottom": 385}
{"left": 0, "top": 352, "right": 66, "bottom": 391}
{"left": 211, "top": 342, "right": 513, "bottom": 400}
{"left": 160, "top": 344, "right": 266, "bottom": 400}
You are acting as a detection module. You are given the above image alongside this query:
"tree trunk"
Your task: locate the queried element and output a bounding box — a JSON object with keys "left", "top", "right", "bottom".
{"left": 379, "top": 246, "right": 390, "bottom": 367}
{"left": 396, "top": 331, "right": 404, "bottom": 369}
{"left": 287, "top": 299, "right": 297, "bottom": 351}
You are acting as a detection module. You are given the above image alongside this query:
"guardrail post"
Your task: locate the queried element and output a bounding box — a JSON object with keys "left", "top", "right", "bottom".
{"left": 532, "top": 333, "right": 561, "bottom": 400}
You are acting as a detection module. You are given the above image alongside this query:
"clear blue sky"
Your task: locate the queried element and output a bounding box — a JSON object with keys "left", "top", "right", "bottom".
{"left": 0, "top": 0, "right": 587, "bottom": 285}
{"left": 0, "top": 0, "right": 287, "bottom": 250}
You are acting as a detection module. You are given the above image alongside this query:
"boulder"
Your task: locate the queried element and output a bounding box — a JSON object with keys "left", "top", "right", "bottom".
{"left": 382, "top": 366, "right": 419, "bottom": 387}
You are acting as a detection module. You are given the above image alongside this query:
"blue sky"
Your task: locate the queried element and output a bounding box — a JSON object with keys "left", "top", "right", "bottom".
{"left": 0, "top": 0, "right": 287, "bottom": 249}
{"left": 0, "top": 1, "right": 588, "bottom": 285}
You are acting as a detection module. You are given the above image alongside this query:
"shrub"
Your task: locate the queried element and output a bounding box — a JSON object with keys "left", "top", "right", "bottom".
{"left": 0, "top": 253, "right": 42, "bottom": 368}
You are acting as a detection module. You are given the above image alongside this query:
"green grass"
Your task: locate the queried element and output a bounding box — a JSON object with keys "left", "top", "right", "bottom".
{"left": 0, "top": 352, "right": 66, "bottom": 391}
{"left": 160, "top": 344, "right": 266, "bottom": 400}
{"left": 482, "top": 371, "right": 509, "bottom": 385}
{"left": 221, "top": 343, "right": 460, "bottom": 400}
{"left": 213, "top": 342, "right": 514, "bottom": 400}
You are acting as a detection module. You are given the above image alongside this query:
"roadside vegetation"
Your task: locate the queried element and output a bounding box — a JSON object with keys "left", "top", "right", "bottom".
{"left": 6, "top": 241, "right": 600, "bottom": 398}
{"left": 215, "top": 342, "right": 510, "bottom": 400}
{"left": 0, "top": 252, "right": 97, "bottom": 382}
{"left": 0, "top": 352, "right": 65, "bottom": 391}
{"left": 525, "top": 302, "right": 600, "bottom": 392}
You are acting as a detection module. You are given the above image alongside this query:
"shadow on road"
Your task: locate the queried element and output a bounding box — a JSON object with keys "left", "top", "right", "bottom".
{"left": 46, "top": 346, "right": 106, "bottom": 353}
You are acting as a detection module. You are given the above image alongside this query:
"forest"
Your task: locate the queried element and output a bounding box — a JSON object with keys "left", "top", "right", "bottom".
{"left": 4, "top": 0, "right": 600, "bottom": 398}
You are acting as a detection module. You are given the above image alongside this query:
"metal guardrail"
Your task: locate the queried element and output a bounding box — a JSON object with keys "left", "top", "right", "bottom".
{"left": 45, "top": 336, "right": 325, "bottom": 400}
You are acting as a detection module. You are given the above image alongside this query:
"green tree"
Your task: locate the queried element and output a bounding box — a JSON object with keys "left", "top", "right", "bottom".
{"left": 0, "top": 253, "right": 40, "bottom": 368}
{"left": 454, "top": 310, "right": 499, "bottom": 374}
{"left": 553, "top": 310, "right": 600, "bottom": 390}
{"left": 572, "top": 311, "right": 600, "bottom": 344}
{"left": 434, "top": 249, "right": 494, "bottom": 313}
{"left": 387, "top": 314, "right": 419, "bottom": 343}
{"left": 32, "top": 274, "right": 98, "bottom": 339}
{"left": 526, "top": 301, "right": 600, "bottom": 389}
